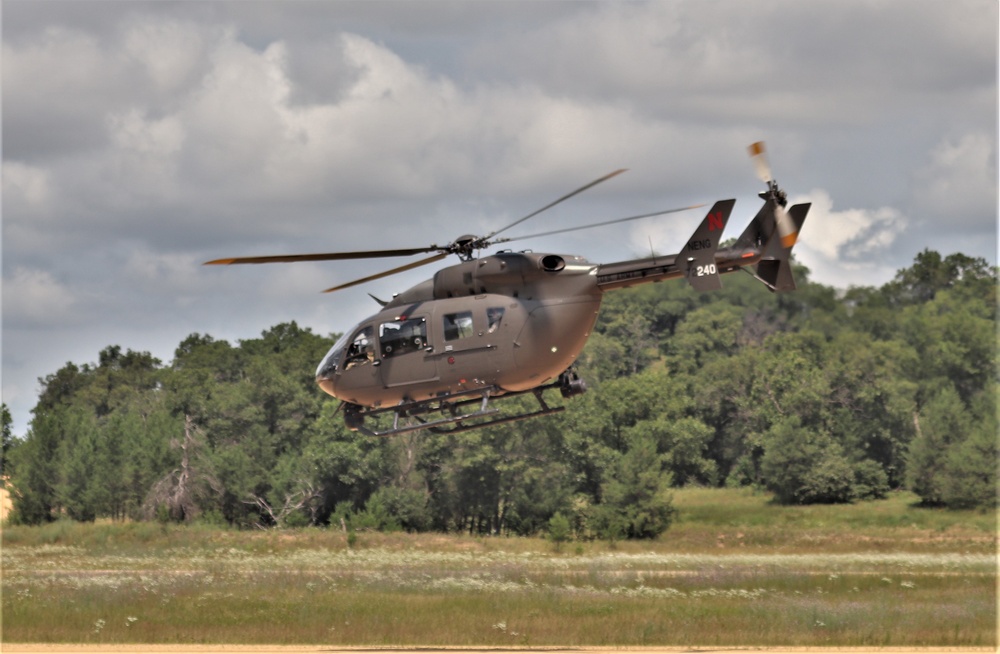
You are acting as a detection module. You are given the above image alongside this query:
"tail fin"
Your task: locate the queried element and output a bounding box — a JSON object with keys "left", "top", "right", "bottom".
{"left": 755, "top": 202, "right": 810, "bottom": 292}
{"left": 733, "top": 199, "right": 778, "bottom": 252}
{"left": 677, "top": 199, "right": 735, "bottom": 291}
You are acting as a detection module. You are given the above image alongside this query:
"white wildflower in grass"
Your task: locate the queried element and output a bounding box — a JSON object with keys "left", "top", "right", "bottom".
{"left": 492, "top": 621, "right": 507, "bottom": 633}
{"left": 901, "top": 581, "right": 916, "bottom": 589}
{"left": 93, "top": 619, "right": 106, "bottom": 634}
{"left": 126, "top": 616, "right": 138, "bottom": 627}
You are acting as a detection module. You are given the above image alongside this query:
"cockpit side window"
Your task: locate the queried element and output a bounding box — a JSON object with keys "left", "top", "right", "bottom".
{"left": 443, "top": 311, "right": 474, "bottom": 341}
{"left": 487, "top": 307, "right": 505, "bottom": 333}
{"left": 379, "top": 317, "right": 427, "bottom": 358}
{"left": 344, "top": 326, "right": 375, "bottom": 369}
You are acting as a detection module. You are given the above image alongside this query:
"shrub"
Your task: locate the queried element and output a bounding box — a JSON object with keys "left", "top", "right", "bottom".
{"left": 547, "top": 511, "right": 573, "bottom": 544}
{"left": 761, "top": 417, "right": 856, "bottom": 505}
{"left": 853, "top": 459, "right": 890, "bottom": 501}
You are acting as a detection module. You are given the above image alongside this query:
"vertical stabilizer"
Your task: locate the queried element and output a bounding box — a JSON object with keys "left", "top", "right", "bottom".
{"left": 755, "top": 202, "right": 810, "bottom": 292}
{"left": 677, "top": 199, "right": 735, "bottom": 291}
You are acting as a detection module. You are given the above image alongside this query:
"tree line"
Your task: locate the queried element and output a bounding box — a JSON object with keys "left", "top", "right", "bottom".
{"left": 3, "top": 249, "right": 996, "bottom": 537}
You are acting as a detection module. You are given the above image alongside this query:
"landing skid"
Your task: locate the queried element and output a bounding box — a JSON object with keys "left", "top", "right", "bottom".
{"left": 345, "top": 381, "right": 569, "bottom": 438}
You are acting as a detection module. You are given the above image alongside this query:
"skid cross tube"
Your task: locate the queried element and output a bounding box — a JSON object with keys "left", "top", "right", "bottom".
{"left": 351, "top": 382, "right": 567, "bottom": 438}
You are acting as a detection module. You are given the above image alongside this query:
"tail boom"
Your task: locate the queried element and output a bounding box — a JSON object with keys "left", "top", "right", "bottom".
{"left": 595, "top": 200, "right": 810, "bottom": 294}
{"left": 596, "top": 199, "right": 734, "bottom": 292}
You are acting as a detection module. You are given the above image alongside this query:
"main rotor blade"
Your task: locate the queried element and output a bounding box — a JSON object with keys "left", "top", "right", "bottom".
{"left": 204, "top": 246, "right": 441, "bottom": 265}
{"left": 494, "top": 203, "right": 706, "bottom": 245}
{"left": 321, "top": 252, "right": 448, "bottom": 293}
{"left": 483, "top": 169, "right": 628, "bottom": 241}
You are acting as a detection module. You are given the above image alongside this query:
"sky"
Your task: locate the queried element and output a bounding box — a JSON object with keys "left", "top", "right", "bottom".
{"left": 3, "top": 0, "right": 997, "bottom": 436}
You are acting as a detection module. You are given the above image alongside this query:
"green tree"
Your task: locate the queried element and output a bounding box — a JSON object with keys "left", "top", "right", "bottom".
{"left": 77, "top": 346, "right": 162, "bottom": 417}
{"left": 664, "top": 303, "right": 743, "bottom": 375}
{"left": 939, "top": 406, "right": 997, "bottom": 510}
{"left": 547, "top": 511, "right": 573, "bottom": 546}
{"left": 884, "top": 249, "right": 995, "bottom": 306}
{"left": 10, "top": 405, "right": 94, "bottom": 523}
{"left": 822, "top": 332, "right": 917, "bottom": 488}
{"left": 304, "top": 401, "right": 392, "bottom": 524}
{"left": 421, "top": 412, "right": 549, "bottom": 535}
{"left": 1, "top": 404, "right": 13, "bottom": 476}
{"left": 902, "top": 289, "right": 995, "bottom": 405}
{"left": 760, "top": 417, "right": 856, "bottom": 505}
{"left": 591, "top": 437, "right": 676, "bottom": 539}
{"left": 907, "top": 385, "right": 969, "bottom": 505}
{"left": 35, "top": 362, "right": 90, "bottom": 414}
{"left": 575, "top": 331, "right": 630, "bottom": 385}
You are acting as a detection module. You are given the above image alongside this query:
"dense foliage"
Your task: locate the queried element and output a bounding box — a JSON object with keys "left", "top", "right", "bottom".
{"left": 4, "top": 250, "right": 996, "bottom": 535}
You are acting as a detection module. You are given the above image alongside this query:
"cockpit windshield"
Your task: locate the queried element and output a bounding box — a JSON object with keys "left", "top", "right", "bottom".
{"left": 316, "top": 325, "right": 376, "bottom": 378}
{"left": 315, "top": 331, "right": 352, "bottom": 379}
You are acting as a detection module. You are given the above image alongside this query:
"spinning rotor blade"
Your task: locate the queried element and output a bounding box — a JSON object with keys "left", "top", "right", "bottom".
{"left": 773, "top": 203, "right": 796, "bottom": 248}
{"left": 495, "top": 203, "right": 706, "bottom": 245}
{"left": 748, "top": 141, "right": 795, "bottom": 247}
{"left": 204, "top": 245, "right": 441, "bottom": 266}
{"left": 321, "top": 252, "right": 448, "bottom": 293}
{"left": 206, "top": 169, "right": 637, "bottom": 292}
{"left": 483, "top": 168, "right": 628, "bottom": 242}
{"left": 748, "top": 141, "right": 772, "bottom": 183}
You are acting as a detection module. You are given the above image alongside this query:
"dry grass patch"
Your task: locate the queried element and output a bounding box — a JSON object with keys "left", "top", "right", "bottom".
{"left": 3, "top": 488, "right": 995, "bottom": 647}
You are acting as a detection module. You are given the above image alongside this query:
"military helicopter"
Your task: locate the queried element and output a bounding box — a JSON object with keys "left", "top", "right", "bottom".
{"left": 206, "top": 142, "right": 810, "bottom": 436}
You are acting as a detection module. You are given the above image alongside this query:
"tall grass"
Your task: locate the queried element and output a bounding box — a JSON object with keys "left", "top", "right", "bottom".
{"left": 3, "top": 488, "right": 996, "bottom": 646}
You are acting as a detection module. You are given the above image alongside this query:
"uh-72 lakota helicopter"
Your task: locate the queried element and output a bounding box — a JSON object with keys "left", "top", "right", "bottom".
{"left": 206, "top": 142, "right": 810, "bottom": 437}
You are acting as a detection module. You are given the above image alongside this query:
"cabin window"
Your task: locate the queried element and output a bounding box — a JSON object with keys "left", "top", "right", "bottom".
{"left": 443, "top": 311, "right": 474, "bottom": 341}
{"left": 379, "top": 317, "right": 427, "bottom": 358}
{"left": 487, "top": 307, "right": 505, "bottom": 333}
{"left": 344, "top": 326, "right": 374, "bottom": 369}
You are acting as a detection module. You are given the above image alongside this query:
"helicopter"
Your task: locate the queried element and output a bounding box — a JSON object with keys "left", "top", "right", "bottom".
{"left": 206, "top": 142, "right": 810, "bottom": 437}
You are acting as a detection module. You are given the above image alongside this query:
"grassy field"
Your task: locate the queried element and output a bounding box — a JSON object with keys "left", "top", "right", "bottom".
{"left": 2, "top": 488, "right": 995, "bottom": 647}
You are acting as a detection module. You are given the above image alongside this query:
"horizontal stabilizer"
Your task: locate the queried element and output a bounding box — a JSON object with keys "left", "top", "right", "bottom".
{"left": 677, "top": 199, "right": 735, "bottom": 291}
{"left": 756, "top": 258, "right": 796, "bottom": 292}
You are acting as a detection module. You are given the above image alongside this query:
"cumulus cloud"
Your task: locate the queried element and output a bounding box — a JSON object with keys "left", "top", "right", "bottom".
{"left": 120, "top": 17, "right": 216, "bottom": 95}
{"left": 790, "top": 190, "right": 908, "bottom": 287}
{"left": 470, "top": 1, "right": 997, "bottom": 127}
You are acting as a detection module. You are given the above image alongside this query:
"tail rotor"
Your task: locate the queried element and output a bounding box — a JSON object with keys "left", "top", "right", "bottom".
{"left": 748, "top": 141, "right": 799, "bottom": 249}
{"left": 743, "top": 141, "right": 810, "bottom": 292}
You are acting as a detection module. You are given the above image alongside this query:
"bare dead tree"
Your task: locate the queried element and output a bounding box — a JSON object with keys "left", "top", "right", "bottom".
{"left": 245, "top": 478, "right": 322, "bottom": 529}
{"left": 143, "top": 415, "right": 221, "bottom": 522}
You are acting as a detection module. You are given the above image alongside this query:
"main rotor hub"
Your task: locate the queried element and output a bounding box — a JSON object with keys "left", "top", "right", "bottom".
{"left": 451, "top": 234, "right": 482, "bottom": 261}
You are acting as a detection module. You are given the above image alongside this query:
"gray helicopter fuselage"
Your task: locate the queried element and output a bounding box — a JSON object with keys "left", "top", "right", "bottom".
{"left": 315, "top": 251, "right": 603, "bottom": 407}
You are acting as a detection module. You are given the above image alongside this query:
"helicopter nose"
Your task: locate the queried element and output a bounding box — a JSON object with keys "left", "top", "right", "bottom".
{"left": 316, "top": 375, "right": 337, "bottom": 398}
